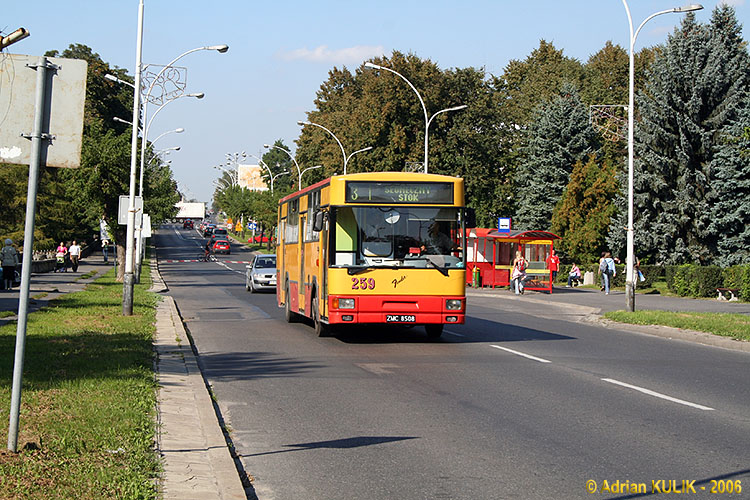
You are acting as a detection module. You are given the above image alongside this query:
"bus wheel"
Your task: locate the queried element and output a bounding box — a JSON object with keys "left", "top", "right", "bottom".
{"left": 425, "top": 324, "right": 443, "bottom": 340}
{"left": 312, "top": 296, "right": 330, "bottom": 337}
{"left": 284, "top": 283, "right": 296, "bottom": 323}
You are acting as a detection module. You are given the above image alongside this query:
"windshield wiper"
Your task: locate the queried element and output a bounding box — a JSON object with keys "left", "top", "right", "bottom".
{"left": 425, "top": 259, "right": 450, "bottom": 277}
{"left": 347, "top": 266, "right": 371, "bottom": 275}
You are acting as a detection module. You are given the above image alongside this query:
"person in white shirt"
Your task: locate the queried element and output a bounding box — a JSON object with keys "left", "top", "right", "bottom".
{"left": 69, "top": 240, "right": 82, "bottom": 273}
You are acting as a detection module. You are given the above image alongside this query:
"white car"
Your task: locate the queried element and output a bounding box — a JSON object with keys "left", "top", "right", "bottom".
{"left": 246, "top": 254, "right": 277, "bottom": 293}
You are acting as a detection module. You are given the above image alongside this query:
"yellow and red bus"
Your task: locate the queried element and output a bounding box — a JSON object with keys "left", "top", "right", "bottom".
{"left": 276, "top": 171, "right": 470, "bottom": 339}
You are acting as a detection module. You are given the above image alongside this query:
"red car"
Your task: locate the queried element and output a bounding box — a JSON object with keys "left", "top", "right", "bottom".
{"left": 183, "top": 219, "right": 194, "bottom": 229}
{"left": 212, "top": 239, "right": 231, "bottom": 254}
{"left": 249, "top": 235, "right": 270, "bottom": 244}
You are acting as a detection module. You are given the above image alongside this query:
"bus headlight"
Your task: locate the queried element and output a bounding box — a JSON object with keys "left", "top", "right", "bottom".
{"left": 446, "top": 299, "right": 463, "bottom": 310}
{"left": 334, "top": 298, "right": 355, "bottom": 309}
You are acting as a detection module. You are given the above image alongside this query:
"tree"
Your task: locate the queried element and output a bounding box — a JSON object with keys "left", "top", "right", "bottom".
{"left": 496, "top": 40, "right": 584, "bottom": 130}
{"left": 707, "top": 102, "right": 750, "bottom": 265}
{"left": 514, "top": 83, "right": 598, "bottom": 230}
{"left": 551, "top": 155, "right": 619, "bottom": 260}
{"left": 617, "top": 7, "right": 750, "bottom": 265}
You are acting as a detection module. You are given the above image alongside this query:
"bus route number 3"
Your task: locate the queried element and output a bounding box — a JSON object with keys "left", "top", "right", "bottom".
{"left": 352, "top": 277, "right": 376, "bottom": 290}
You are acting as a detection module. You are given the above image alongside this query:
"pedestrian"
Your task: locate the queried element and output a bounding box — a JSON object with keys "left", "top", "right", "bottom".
{"left": 55, "top": 241, "right": 68, "bottom": 273}
{"left": 599, "top": 251, "right": 616, "bottom": 295}
{"left": 102, "top": 239, "right": 109, "bottom": 262}
{"left": 511, "top": 250, "right": 528, "bottom": 295}
{"left": 598, "top": 252, "right": 607, "bottom": 292}
{"left": 1, "top": 238, "right": 19, "bottom": 291}
{"left": 546, "top": 249, "right": 560, "bottom": 286}
{"left": 566, "top": 262, "right": 581, "bottom": 287}
{"left": 69, "top": 240, "right": 81, "bottom": 272}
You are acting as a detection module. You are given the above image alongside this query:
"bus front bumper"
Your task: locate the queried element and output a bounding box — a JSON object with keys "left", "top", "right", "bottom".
{"left": 327, "top": 295, "right": 465, "bottom": 325}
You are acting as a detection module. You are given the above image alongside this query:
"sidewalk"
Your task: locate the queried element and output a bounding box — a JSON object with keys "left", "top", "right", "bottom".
{"left": 466, "top": 284, "right": 750, "bottom": 352}
{"left": 0, "top": 257, "right": 115, "bottom": 323}
{"left": 151, "top": 262, "right": 246, "bottom": 499}
{"left": 465, "top": 283, "right": 750, "bottom": 315}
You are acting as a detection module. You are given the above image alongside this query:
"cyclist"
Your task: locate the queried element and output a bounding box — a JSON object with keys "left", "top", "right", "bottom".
{"left": 203, "top": 240, "right": 212, "bottom": 261}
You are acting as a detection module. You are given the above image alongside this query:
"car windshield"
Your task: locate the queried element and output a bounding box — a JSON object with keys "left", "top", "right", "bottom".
{"left": 330, "top": 206, "right": 465, "bottom": 271}
{"left": 255, "top": 257, "right": 276, "bottom": 269}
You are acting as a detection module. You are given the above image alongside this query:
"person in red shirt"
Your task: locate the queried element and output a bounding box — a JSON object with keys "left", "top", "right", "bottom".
{"left": 546, "top": 249, "right": 560, "bottom": 286}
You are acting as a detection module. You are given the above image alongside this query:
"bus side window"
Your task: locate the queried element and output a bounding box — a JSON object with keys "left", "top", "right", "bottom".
{"left": 335, "top": 207, "right": 356, "bottom": 265}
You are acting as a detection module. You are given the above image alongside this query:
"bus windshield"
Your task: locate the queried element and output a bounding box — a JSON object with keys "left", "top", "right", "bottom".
{"left": 331, "top": 206, "right": 465, "bottom": 272}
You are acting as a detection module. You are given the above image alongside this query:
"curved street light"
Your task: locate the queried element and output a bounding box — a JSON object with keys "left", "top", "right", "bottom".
{"left": 621, "top": 1, "right": 702, "bottom": 312}
{"left": 264, "top": 144, "right": 303, "bottom": 190}
{"left": 364, "top": 62, "right": 466, "bottom": 173}
{"left": 246, "top": 153, "right": 288, "bottom": 193}
{"left": 301, "top": 165, "right": 323, "bottom": 185}
{"left": 297, "top": 120, "right": 372, "bottom": 175}
{"left": 214, "top": 165, "right": 238, "bottom": 187}
{"left": 346, "top": 146, "right": 373, "bottom": 170}
{"left": 123, "top": 40, "right": 228, "bottom": 313}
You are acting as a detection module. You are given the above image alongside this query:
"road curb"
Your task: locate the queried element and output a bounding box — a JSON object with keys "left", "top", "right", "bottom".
{"left": 155, "top": 294, "right": 246, "bottom": 499}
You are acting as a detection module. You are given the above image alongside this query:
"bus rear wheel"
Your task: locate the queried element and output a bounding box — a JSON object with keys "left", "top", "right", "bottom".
{"left": 425, "top": 324, "right": 443, "bottom": 340}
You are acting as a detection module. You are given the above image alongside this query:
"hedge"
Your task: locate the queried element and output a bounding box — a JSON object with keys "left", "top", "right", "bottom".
{"left": 556, "top": 262, "right": 748, "bottom": 300}
{"left": 665, "top": 264, "right": 750, "bottom": 300}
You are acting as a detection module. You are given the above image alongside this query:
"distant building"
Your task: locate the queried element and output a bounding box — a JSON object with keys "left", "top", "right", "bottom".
{"left": 238, "top": 164, "right": 268, "bottom": 192}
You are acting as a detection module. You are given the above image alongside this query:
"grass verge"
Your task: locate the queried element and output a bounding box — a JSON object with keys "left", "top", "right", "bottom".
{"left": 0, "top": 264, "right": 160, "bottom": 499}
{"left": 604, "top": 310, "right": 750, "bottom": 342}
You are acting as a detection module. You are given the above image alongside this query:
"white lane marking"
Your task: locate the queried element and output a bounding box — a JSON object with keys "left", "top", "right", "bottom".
{"left": 217, "top": 261, "right": 244, "bottom": 275}
{"left": 490, "top": 345, "right": 551, "bottom": 363}
{"left": 602, "top": 378, "right": 715, "bottom": 411}
{"left": 444, "top": 330, "right": 465, "bottom": 337}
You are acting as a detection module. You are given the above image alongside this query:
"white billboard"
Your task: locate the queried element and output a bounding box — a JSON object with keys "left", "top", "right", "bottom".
{"left": 0, "top": 53, "right": 87, "bottom": 168}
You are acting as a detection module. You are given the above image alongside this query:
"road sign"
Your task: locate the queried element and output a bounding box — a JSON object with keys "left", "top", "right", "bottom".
{"left": 118, "top": 195, "right": 143, "bottom": 225}
{"left": 0, "top": 53, "right": 87, "bottom": 168}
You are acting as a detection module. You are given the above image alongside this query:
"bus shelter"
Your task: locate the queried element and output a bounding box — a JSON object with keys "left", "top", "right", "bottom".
{"left": 466, "top": 229, "right": 561, "bottom": 293}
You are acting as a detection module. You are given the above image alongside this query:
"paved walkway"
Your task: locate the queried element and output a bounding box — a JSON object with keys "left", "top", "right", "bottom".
{"left": 0, "top": 258, "right": 115, "bottom": 326}
{"left": 152, "top": 263, "right": 246, "bottom": 499}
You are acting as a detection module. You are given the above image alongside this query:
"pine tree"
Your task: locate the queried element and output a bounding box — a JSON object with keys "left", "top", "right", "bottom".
{"left": 613, "top": 6, "right": 750, "bottom": 265}
{"left": 708, "top": 102, "right": 750, "bottom": 265}
{"left": 514, "top": 83, "right": 598, "bottom": 230}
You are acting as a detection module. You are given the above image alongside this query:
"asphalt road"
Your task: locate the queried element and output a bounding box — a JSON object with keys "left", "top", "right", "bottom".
{"left": 155, "top": 224, "right": 750, "bottom": 500}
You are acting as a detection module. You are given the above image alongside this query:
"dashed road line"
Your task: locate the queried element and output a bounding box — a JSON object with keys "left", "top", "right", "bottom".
{"left": 601, "top": 378, "right": 715, "bottom": 411}
{"left": 490, "top": 345, "right": 551, "bottom": 363}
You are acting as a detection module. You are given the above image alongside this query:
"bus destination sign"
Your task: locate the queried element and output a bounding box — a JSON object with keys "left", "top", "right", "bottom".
{"left": 345, "top": 181, "right": 453, "bottom": 204}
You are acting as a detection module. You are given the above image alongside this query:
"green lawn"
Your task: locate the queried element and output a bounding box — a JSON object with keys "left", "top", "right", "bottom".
{"left": 0, "top": 266, "right": 160, "bottom": 499}
{"left": 604, "top": 310, "right": 750, "bottom": 342}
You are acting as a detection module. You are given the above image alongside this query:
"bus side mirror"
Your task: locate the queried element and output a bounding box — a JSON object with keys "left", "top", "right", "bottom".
{"left": 464, "top": 208, "right": 476, "bottom": 228}
{"left": 313, "top": 210, "right": 326, "bottom": 232}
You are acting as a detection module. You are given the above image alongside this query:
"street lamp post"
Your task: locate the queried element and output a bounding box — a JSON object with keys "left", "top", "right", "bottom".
{"left": 264, "top": 144, "right": 303, "bottom": 190}
{"left": 364, "top": 62, "right": 466, "bottom": 173}
{"left": 621, "top": 1, "right": 702, "bottom": 312}
{"left": 122, "top": 36, "right": 228, "bottom": 315}
{"left": 346, "top": 146, "right": 373, "bottom": 170}
{"left": 301, "top": 165, "right": 323, "bottom": 185}
{"left": 214, "top": 165, "right": 238, "bottom": 187}
{"left": 297, "top": 120, "right": 372, "bottom": 175}
{"left": 247, "top": 153, "right": 288, "bottom": 193}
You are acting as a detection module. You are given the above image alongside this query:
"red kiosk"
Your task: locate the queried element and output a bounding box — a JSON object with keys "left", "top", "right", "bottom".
{"left": 466, "top": 228, "right": 561, "bottom": 293}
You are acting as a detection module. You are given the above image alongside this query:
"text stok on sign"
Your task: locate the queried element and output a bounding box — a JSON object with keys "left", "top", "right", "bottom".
{"left": 345, "top": 181, "right": 453, "bottom": 204}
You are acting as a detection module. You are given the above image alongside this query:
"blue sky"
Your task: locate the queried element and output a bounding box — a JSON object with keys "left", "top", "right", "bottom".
{"left": 3, "top": 1, "right": 746, "bottom": 203}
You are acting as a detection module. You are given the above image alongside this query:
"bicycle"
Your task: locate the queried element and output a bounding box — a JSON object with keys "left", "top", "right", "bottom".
{"left": 197, "top": 252, "right": 216, "bottom": 262}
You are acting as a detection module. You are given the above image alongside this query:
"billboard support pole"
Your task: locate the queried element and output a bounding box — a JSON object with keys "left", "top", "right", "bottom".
{"left": 8, "top": 56, "right": 55, "bottom": 452}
